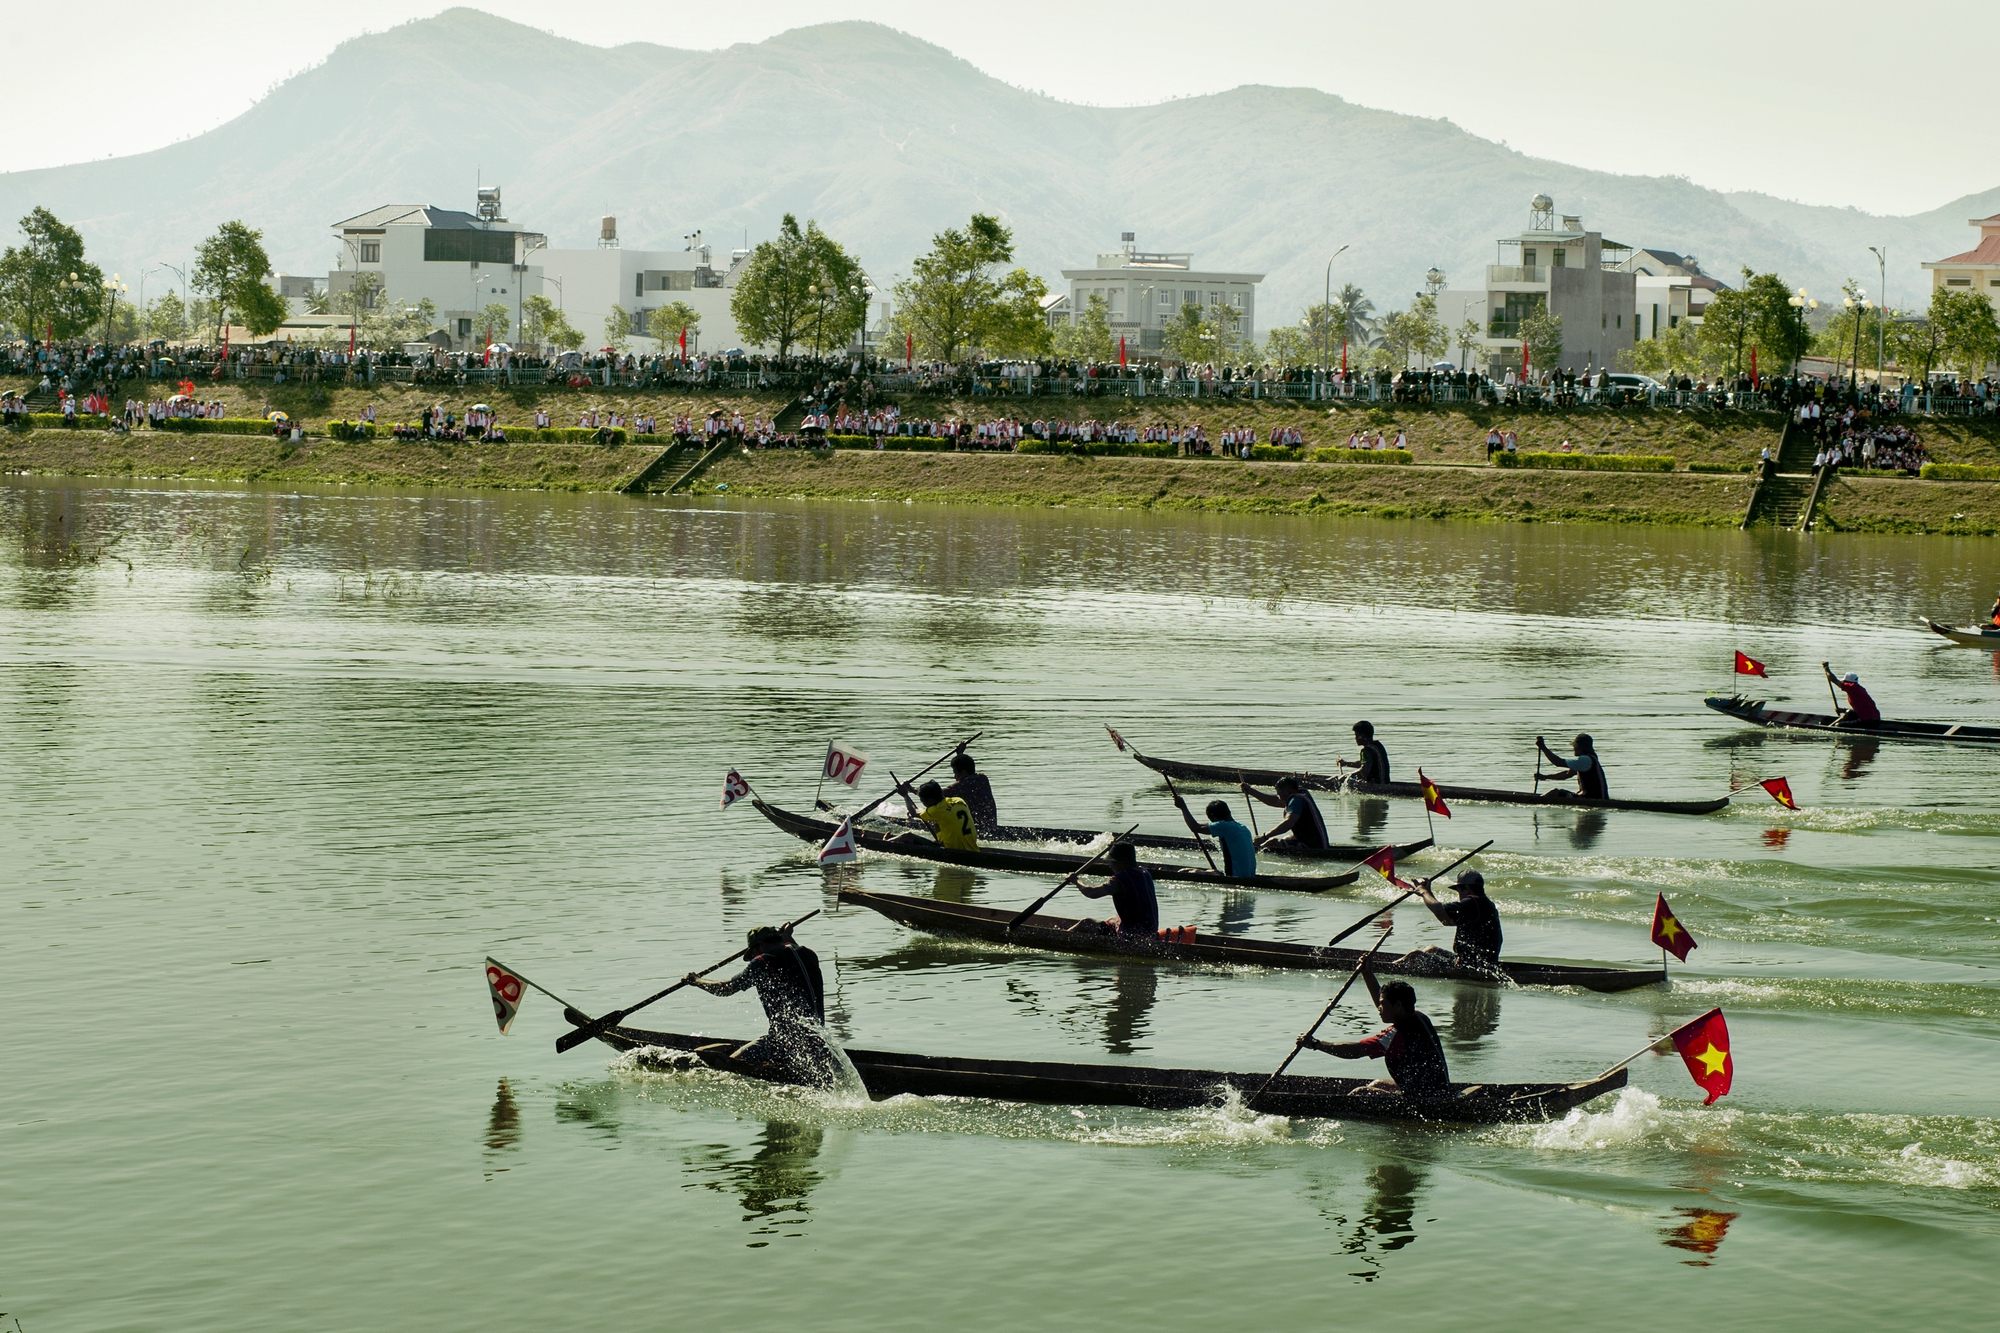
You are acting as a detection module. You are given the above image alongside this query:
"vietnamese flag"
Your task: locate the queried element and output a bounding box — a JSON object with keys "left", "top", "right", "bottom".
{"left": 1668, "top": 1008, "right": 1733, "bottom": 1105}
{"left": 1734, "top": 651, "right": 1767, "bottom": 678}
{"left": 1650, "top": 893, "right": 1697, "bottom": 961}
{"left": 1363, "top": 845, "right": 1409, "bottom": 888}
{"left": 1760, "top": 776, "right": 1797, "bottom": 809}
{"left": 1417, "top": 769, "right": 1450, "bottom": 819}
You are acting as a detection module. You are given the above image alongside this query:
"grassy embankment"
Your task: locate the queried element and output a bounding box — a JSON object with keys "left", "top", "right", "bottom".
{"left": 7, "top": 374, "right": 2000, "bottom": 532}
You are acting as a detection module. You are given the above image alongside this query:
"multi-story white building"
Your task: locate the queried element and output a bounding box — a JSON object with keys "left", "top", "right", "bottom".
{"left": 1059, "top": 235, "right": 1262, "bottom": 357}
{"left": 327, "top": 190, "right": 545, "bottom": 351}
{"left": 1922, "top": 213, "right": 2000, "bottom": 314}
{"left": 1434, "top": 196, "right": 1637, "bottom": 375}
{"left": 535, "top": 221, "right": 750, "bottom": 355}
{"left": 1619, "top": 248, "right": 1723, "bottom": 341}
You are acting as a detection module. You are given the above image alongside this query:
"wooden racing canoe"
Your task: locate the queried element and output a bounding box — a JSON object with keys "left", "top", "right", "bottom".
{"left": 833, "top": 805, "right": 1432, "bottom": 863}
{"left": 754, "top": 800, "right": 1363, "bottom": 893}
{"left": 1921, "top": 616, "right": 2000, "bottom": 648}
{"left": 594, "top": 1023, "right": 1629, "bottom": 1125}
{"left": 837, "top": 888, "right": 1665, "bottom": 992}
{"left": 1122, "top": 746, "right": 1729, "bottom": 816}
{"left": 1704, "top": 693, "right": 2000, "bottom": 744}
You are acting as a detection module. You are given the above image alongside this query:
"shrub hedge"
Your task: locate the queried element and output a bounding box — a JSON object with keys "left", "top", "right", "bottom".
{"left": 1687, "top": 461, "right": 1754, "bottom": 474}
{"left": 1920, "top": 462, "right": 2000, "bottom": 481}
{"left": 152, "top": 417, "right": 281, "bottom": 436}
{"left": 15, "top": 412, "right": 113, "bottom": 431}
{"left": 1306, "top": 447, "right": 1414, "bottom": 465}
{"left": 828, "top": 433, "right": 958, "bottom": 452}
{"left": 1017, "top": 439, "right": 1180, "bottom": 458}
{"left": 1496, "top": 452, "right": 1674, "bottom": 472}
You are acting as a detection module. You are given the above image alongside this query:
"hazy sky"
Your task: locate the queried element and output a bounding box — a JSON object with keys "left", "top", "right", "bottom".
{"left": 10, "top": 1, "right": 1985, "bottom": 217}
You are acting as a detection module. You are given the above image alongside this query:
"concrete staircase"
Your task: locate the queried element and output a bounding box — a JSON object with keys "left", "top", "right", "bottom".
{"left": 1742, "top": 419, "right": 1826, "bottom": 530}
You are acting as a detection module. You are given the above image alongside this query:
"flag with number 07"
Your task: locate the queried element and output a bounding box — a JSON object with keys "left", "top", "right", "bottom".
{"left": 822, "top": 742, "right": 870, "bottom": 789}
{"left": 721, "top": 769, "right": 752, "bottom": 809}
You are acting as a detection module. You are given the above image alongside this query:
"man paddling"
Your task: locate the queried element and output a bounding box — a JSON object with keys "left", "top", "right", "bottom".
{"left": 942, "top": 750, "right": 1000, "bottom": 835}
{"left": 683, "top": 925, "right": 837, "bottom": 1084}
{"left": 1403, "top": 871, "right": 1503, "bottom": 973}
{"left": 1075, "top": 841, "right": 1160, "bottom": 935}
{"left": 1823, "top": 665, "right": 1881, "bottom": 725}
{"left": 1298, "top": 965, "right": 1450, "bottom": 1096}
{"left": 1239, "top": 775, "right": 1331, "bottom": 853}
{"left": 1335, "top": 721, "right": 1391, "bottom": 785}
{"left": 898, "top": 779, "right": 980, "bottom": 850}
{"left": 1536, "top": 734, "right": 1608, "bottom": 801}
{"left": 1173, "top": 795, "right": 1257, "bottom": 879}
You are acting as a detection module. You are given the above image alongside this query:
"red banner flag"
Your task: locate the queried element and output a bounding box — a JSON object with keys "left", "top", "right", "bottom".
{"left": 906, "top": 332, "right": 914, "bottom": 369}
{"left": 1105, "top": 726, "right": 1128, "bottom": 753}
{"left": 1650, "top": 893, "right": 1697, "bottom": 961}
{"left": 484, "top": 957, "right": 529, "bottom": 1034}
{"left": 1119, "top": 336, "right": 1127, "bottom": 367}
{"left": 1760, "top": 776, "right": 1797, "bottom": 809}
{"left": 1417, "top": 769, "right": 1450, "bottom": 819}
{"left": 1668, "top": 1008, "right": 1733, "bottom": 1104}
{"left": 1734, "top": 651, "right": 1767, "bottom": 677}
{"left": 1363, "top": 845, "right": 1409, "bottom": 888}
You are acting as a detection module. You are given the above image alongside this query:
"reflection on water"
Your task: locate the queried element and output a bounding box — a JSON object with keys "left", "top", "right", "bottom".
{"left": 483, "top": 1078, "right": 522, "bottom": 1179}
{"left": 684, "top": 1121, "right": 826, "bottom": 1246}
{"left": 1569, "top": 809, "right": 1608, "bottom": 851}
{"left": 1353, "top": 798, "right": 1391, "bottom": 844}
{"left": 1449, "top": 987, "right": 1502, "bottom": 1048}
{"left": 929, "top": 866, "right": 977, "bottom": 904}
{"left": 1837, "top": 737, "right": 1881, "bottom": 781}
{"left": 1763, "top": 827, "right": 1793, "bottom": 850}
{"left": 1661, "top": 1207, "right": 1738, "bottom": 1266}
{"left": 554, "top": 1083, "right": 623, "bottom": 1140}
{"left": 1097, "top": 965, "right": 1157, "bottom": 1056}
{"left": 1336, "top": 1161, "right": 1427, "bottom": 1282}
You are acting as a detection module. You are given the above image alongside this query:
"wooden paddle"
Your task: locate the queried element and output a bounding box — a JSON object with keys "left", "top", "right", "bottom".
{"left": 1248, "top": 925, "right": 1395, "bottom": 1111}
{"left": 1323, "top": 839, "right": 1494, "bottom": 948}
{"left": 1005, "top": 824, "right": 1141, "bottom": 932}
{"left": 1161, "top": 772, "right": 1219, "bottom": 875}
{"left": 835, "top": 732, "right": 983, "bottom": 824}
{"left": 554, "top": 909, "right": 821, "bottom": 1054}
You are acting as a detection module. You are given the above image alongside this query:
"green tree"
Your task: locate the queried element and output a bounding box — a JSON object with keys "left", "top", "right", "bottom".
{"left": 1931, "top": 285, "right": 2000, "bottom": 378}
{"left": 1053, "top": 293, "right": 1115, "bottom": 363}
{"left": 1698, "top": 283, "right": 1756, "bottom": 375}
{"left": 1520, "top": 304, "right": 1564, "bottom": 372}
{"left": 653, "top": 299, "right": 701, "bottom": 352}
{"left": 144, "top": 289, "right": 190, "bottom": 343}
{"left": 106, "top": 295, "right": 141, "bottom": 345}
{"left": 1887, "top": 313, "right": 1946, "bottom": 385}
{"left": 332, "top": 272, "right": 383, "bottom": 321}
{"left": 1334, "top": 283, "right": 1375, "bottom": 348}
{"left": 730, "top": 214, "right": 865, "bottom": 359}
{"left": 1454, "top": 316, "right": 1483, "bottom": 370}
{"left": 604, "top": 304, "right": 631, "bottom": 352}
{"left": 193, "top": 221, "right": 286, "bottom": 337}
{"left": 1161, "top": 301, "right": 1214, "bottom": 364}
{"left": 894, "top": 213, "right": 1015, "bottom": 362}
{"left": 519, "top": 294, "right": 581, "bottom": 354}
{"left": 1264, "top": 321, "right": 1315, "bottom": 367}
{"left": 0, "top": 207, "right": 102, "bottom": 341}
{"left": 303, "top": 286, "right": 331, "bottom": 316}
{"left": 477, "top": 301, "right": 513, "bottom": 346}
{"left": 1406, "top": 293, "right": 1446, "bottom": 367}
{"left": 979, "top": 268, "right": 1053, "bottom": 358}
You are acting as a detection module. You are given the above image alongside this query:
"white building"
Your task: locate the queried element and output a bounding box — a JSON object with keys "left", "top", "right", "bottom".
{"left": 1059, "top": 234, "right": 1262, "bottom": 356}
{"left": 1434, "top": 196, "right": 1637, "bottom": 375}
{"left": 1922, "top": 213, "right": 2000, "bottom": 315}
{"left": 327, "top": 190, "right": 545, "bottom": 352}
{"left": 1619, "top": 248, "right": 1723, "bottom": 340}
{"left": 535, "top": 221, "right": 750, "bottom": 355}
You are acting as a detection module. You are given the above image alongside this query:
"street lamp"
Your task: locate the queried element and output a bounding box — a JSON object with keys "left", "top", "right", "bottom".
{"left": 1322, "top": 244, "right": 1350, "bottom": 373}
{"left": 102, "top": 274, "right": 128, "bottom": 344}
{"left": 1842, "top": 290, "right": 1872, "bottom": 391}
{"left": 1787, "top": 289, "right": 1819, "bottom": 375}
{"left": 1867, "top": 246, "right": 1888, "bottom": 388}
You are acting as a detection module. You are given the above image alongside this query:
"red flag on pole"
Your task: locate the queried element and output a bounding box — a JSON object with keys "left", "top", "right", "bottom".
{"left": 1416, "top": 769, "right": 1450, "bottom": 819}
{"left": 1341, "top": 338, "right": 1348, "bottom": 374}
{"left": 1363, "top": 845, "right": 1409, "bottom": 888}
{"left": 1734, "top": 651, "right": 1767, "bottom": 677}
{"left": 906, "top": 332, "right": 913, "bottom": 369}
{"left": 1668, "top": 1008, "right": 1734, "bottom": 1104}
{"left": 1650, "top": 893, "right": 1697, "bottom": 962}
{"left": 1105, "top": 726, "right": 1128, "bottom": 753}
{"left": 1521, "top": 341, "right": 1530, "bottom": 378}
{"left": 1760, "top": 776, "right": 1797, "bottom": 809}
{"left": 1119, "top": 336, "right": 1127, "bottom": 367}
{"left": 679, "top": 325, "right": 687, "bottom": 357}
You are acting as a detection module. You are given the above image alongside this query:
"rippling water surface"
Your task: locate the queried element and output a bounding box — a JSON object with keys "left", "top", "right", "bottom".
{"left": 5, "top": 478, "right": 1997, "bottom": 1331}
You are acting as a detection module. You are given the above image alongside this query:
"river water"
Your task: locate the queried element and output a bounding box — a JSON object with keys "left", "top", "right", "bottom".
{"left": 5, "top": 477, "right": 1996, "bottom": 1331}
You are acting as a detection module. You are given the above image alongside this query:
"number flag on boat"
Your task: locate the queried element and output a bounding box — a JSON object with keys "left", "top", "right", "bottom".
{"left": 484, "top": 957, "right": 530, "bottom": 1035}
{"left": 818, "top": 816, "right": 859, "bottom": 865}
{"left": 1760, "top": 776, "right": 1797, "bottom": 809}
{"left": 720, "top": 769, "right": 752, "bottom": 809}
{"left": 1105, "top": 726, "right": 1129, "bottom": 753}
{"left": 1668, "top": 1008, "right": 1734, "bottom": 1104}
{"left": 1362, "top": 845, "right": 1410, "bottom": 889}
{"left": 1734, "top": 651, "right": 1768, "bottom": 678}
{"left": 1650, "top": 893, "right": 1698, "bottom": 962}
{"left": 821, "top": 742, "right": 871, "bottom": 789}
{"left": 1417, "top": 769, "right": 1451, "bottom": 818}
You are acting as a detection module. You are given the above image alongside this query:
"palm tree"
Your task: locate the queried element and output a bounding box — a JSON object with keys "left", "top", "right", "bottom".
{"left": 1335, "top": 283, "right": 1376, "bottom": 347}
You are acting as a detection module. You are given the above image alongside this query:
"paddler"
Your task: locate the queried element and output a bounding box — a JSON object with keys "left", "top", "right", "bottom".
{"left": 1298, "top": 964, "right": 1450, "bottom": 1096}
{"left": 1334, "top": 720, "right": 1391, "bottom": 785}
{"left": 682, "top": 925, "right": 837, "bottom": 1084}
{"left": 1990, "top": 593, "right": 2000, "bottom": 630}
{"left": 941, "top": 749, "right": 1000, "bottom": 836}
{"left": 1535, "top": 734, "right": 1608, "bottom": 800}
{"left": 1823, "top": 664, "right": 1881, "bottom": 725}
{"left": 1172, "top": 795, "right": 1257, "bottom": 879}
{"left": 1075, "top": 841, "right": 1159, "bottom": 935}
{"left": 1404, "top": 871, "right": 1503, "bottom": 972}
{"left": 1239, "top": 774, "right": 1331, "bottom": 853}
{"left": 898, "top": 779, "right": 980, "bottom": 850}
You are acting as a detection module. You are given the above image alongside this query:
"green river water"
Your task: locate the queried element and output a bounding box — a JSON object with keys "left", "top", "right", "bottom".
{"left": 4, "top": 476, "right": 1997, "bottom": 1331}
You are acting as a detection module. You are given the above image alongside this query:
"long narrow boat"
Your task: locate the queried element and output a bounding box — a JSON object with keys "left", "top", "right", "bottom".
{"left": 1122, "top": 746, "right": 1729, "bottom": 816}
{"left": 831, "top": 805, "right": 1433, "bottom": 863}
{"left": 1704, "top": 693, "right": 2000, "bottom": 745}
{"left": 837, "top": 888, "right": 1664, "bottom": 992}
{"left": 595, "top": 1022, "right": 1628, "bottom": 1125}
{"left": 755, "top": 800, "right": 1361, "bottom": 893}
{"left": 1921, "top": 616, "right": 2000, "bottom": 648}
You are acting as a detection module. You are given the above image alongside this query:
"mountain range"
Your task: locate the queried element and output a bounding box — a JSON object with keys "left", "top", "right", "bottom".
{"left": 1, "top": 7, "right": 1990, "bottom": 328}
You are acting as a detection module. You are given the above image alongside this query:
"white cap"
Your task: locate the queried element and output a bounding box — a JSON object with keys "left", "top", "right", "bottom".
{"left": 1844, "top": 673, "right": 1859, "bottom": 683}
